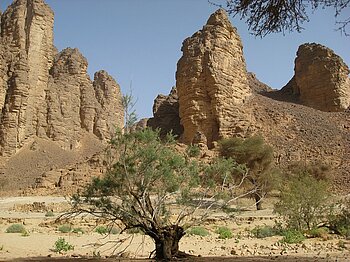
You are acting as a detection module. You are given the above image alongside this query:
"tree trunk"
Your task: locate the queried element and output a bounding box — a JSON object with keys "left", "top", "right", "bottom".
{"left": 152, "top": 225, "right": 185, "bottom": 260}
{"left": 254, "top": 193, "right": 263, "bottom": 210}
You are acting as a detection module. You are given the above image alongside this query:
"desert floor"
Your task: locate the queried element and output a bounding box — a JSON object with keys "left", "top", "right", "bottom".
{"left": 0, "top": 196, "right": 349, "bottom": 262}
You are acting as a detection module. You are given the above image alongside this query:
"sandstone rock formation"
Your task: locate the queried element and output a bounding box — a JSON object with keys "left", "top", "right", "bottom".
{"left": 176, "top": 9, "right": 251, "bottom": 148}
{"left": 283, "top": 43, "right": 350, "bottom": 112}
{"left": 0, "top": 0, "right": 123, "bottom": 156}
{"left": 147, "top": 87, "right": 183, "bottom": 137}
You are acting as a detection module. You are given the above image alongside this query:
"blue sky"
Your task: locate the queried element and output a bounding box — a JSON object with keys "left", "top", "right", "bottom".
{"left": 1, "top": 0, "right": 349, "bottom": 118}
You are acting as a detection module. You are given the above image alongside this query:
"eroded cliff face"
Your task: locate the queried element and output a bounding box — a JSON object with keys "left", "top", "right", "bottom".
{"left": 0, "top": 0, "right": 123, "bottom": 156}
{"left": 147, "top": 87, "right": 183, "bottom": 138}
{"left": 284, "top": 43, "right": 350, "bottom": 112}
{"left": 176, "top": 9, "right": 251, "bottom": 148}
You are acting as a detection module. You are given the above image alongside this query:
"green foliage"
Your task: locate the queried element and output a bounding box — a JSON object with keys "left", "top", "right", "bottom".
{"left": 187, "top": 226, "right": 210, "bottom": 237}
{"left": 251, "top": 225, "right": 279, "bottom": 238}
{"left": 72, "top": 227, "right": 85, "bottom": 234}
{"left": 70, "top": 128, "right": 250, "bottom": 260}
{"left": 95, "top": 225, "right": 119, "bottom": 235}
{"left": 6, "top": 224, "right": 26, "bottom": 233}
{"left": 281, "top": 230, "right": 305, "bottom": 244}
{"left": 122, "top": 93, "right": 137, "bottom": 131}
{"left": 53, "top": 238, "right": 74, "bottom": 253}
{"left": 58, "top": 224, "right": 72, "bottom": 233}
{"left": 95, "top": 226, "right": 108, "bottom": 235}
{"left": 186, "top": 145, "right": 201, "bottom": 158}
{"left": 21, "top": 230, "right": 30, "bottom": 237}
{"left": 45, "top": 211, "right": 55, "bottom": 217}
{"left": 219, "top": 136, "right": 279, "bottom": 209}
{"left": 329, "top": 198, "right": 350, "bottom": 238}
{"left": 274, "top": 174, "right": 331, "bottom": 231}
{"left": 216, "top": 226, "right": 233, "bottom": 239}
{"left": 308, "top": 227, "right": 329, "bottom": 238}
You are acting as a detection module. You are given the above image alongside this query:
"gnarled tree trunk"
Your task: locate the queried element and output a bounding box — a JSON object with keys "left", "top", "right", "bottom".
{"left": 150, "top": 225, "right": 185, "bottom": 260}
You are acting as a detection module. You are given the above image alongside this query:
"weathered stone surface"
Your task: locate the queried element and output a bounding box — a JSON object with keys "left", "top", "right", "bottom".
{"left": 0, "top": 0, "right": 124, "bottom": 156}
{"left": 147, "top": 87, "right": 183, "bottom": 137}
{"left": 93, "top": 70, "right": 124, "bottom": 140}
{"left": 0, "top": 0, "right": 54, "bottom": 156}
{"left": 176, "top": 9, "right": 251, "bottom": 148}
{"left": 283, "top": 43, "right": 350, "bottom": 112}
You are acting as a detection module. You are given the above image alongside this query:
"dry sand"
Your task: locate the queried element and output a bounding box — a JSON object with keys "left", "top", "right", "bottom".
{"left": 0, "top": 197, "right": 349, "bottom": 262}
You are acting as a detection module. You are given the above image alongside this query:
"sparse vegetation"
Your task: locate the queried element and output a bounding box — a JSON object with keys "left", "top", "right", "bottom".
{"left": 6, "top": 224, "right": 26, "bottom": 234}
{"left": 58, "top": 224, "right": 72, "bottom": 233}
{"left": 72, "top": 227, "right": 85, "bottom": 234}
{"left": 186, "top": 145, "right": 201, "bottom": 158}
{"left": 21, "top": 230, "right": 30, "bottom": 237}
{"left": 187, "top": 226, "right": 210, "bottom": 237}
{"left": 281, "top": 230, "right": 305, "bottom": 244}
{"left": 216, "top": 226, "right": 233, "bottom": 239}
{"left": 95, "top": 226, "right": 108, "bottom": 235}
{"left": 53, "top": 238, "right": 74, "bottom": 253}
{"left": 65, "top": 127, "right": 251, "bottom": 260}
{"left": 219, "top": 136, "right": 280, "bottom": 210}
{"left": 251, "top": 225, "right": 279, "bottom": 238}
{"left": 274, "top": 172, "right": 331, "bottom": 231}
{"left": 45, "top": 211, "right": 55, "bottom": 217}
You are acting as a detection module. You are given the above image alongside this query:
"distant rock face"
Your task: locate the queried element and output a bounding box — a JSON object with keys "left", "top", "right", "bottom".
{"left": 147, "top": 87, "right": 183, "bottom": 137}
{"left": 176, "top": 9, "right": 251, "bottom": 148}
{"left": 285, "top": 43, "right": 350, "bottom": 112}
{"left": 0, "top": 0, "right": 123, "bottom": 156}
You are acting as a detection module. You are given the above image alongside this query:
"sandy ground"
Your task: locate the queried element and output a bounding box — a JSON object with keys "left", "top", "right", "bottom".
{"left": 0, "top": 197, "right": 349, "bottom": 262}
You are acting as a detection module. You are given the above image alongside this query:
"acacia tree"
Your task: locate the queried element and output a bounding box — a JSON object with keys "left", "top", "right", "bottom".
{"left": 67, "top": 128, "right": 250, "bottom": 260}
{"left": 212, "top": 0, "right": 350, "bottom": 36}
{"left": 219, "top": 136, "right": 280, "bottom": 210}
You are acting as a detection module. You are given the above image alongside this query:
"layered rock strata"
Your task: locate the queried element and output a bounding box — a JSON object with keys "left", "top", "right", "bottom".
{"left": 283, "top": 43, "right": 350, "bottom": 112}
{"left": 0, "top": 0, "right": 123, "bottom": 156}
{"left": 176, "top": 9, "right": 251, "bottom": 148}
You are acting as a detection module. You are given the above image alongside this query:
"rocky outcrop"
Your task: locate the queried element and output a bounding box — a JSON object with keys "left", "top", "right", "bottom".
{"left": 283, "top": 43, "right": 350, "bottom": 112}
{"left": 93, "top": 70, "right": 124, "bottom": 140}
{"left": 147, "top": 87, "right": 183, "bottom": 137}
{"left": 176, "top": 9, "right": 251, "bottom": 148}
{"left": 0, "top": 0, "right": 123, "bottom": 156}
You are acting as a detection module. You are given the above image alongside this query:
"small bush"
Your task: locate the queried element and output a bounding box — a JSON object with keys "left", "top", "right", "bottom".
{"left": 308, "top": 227, "right": 329, "bottom": 238}
{"left": 72, "top": 227, "right": 84, "bottom": 234}
{"left": 187, "top": 226, "right": 210, "bottom": 237}
{"left": 95, "top": 226, "right": 108, "bottom": 235}
{"left": 58, "top": 224, "right": 72, "bottom": 233}
{"left": 251, "top": 225, "right": 278, "bottom": 238}
{"left": 281, "top": 230, "right": 305, "bottom": 244}
{"left": 6, "top": 224, "right": 26, "bottom": 233}
{"left": 109, "top": 227, "right": 120, "bottom": 235}
{"left": 45, "top": 211, "right": 55, "bottom": 217}
{"left": 21, "top": 230, "right": 30, "bottom": 237}
{"left": 186, "top": 145, "right": 200, "bottom": 158}
{"left": 216, "top": 226, "right": 233, "bottom": 239}
{"left": 53, "top": 238, "right": 74, "bottom": 253}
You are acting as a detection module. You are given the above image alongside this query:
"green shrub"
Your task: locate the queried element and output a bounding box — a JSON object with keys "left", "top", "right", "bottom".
{"left": 53, "top": 238, "right": 74, "bottom": 253}
{"left": 308, "top": 227, "right": 329, "bottom": 238}
{"left": 45, "top": 211, "right": 55, "bottom": 217}
{"left": 109, "top": 227, "right": 120, "bottom": 235}
{"left": 329, "top": 198, "right": 350, "bottom": 238}
{"left": 95, "top": 226, "right": 108, "bottom": 235}
{"left": 186, "top": 145, "right": 201, "bottom": 158}
{"left": 21, "top": 230, "right": 30, "bottom": 237}
{"left": 251, "top": 225, "right": 278, "bottom": 238}
{"left": 72, "top": 227, "right": 84, "bottom": 234}
{"left": 274, "top": 174, "right": 331, "bottom": 231}
{"left": 58, "top": 224, "right": 72, "bottom": 233}
{"left": 216, "top": 226, "right": 233, "bottom": 239}
{"left": 187, "top": 226, "right": 210, "bottom": 237}
{"left": 281, "top": 230, "right": 305, "bottom": 244}
{"left": 6, "top": 224, "right": 26, "bottom": 233}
